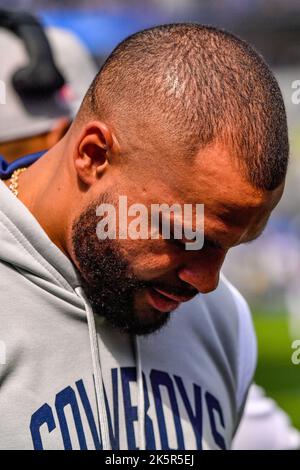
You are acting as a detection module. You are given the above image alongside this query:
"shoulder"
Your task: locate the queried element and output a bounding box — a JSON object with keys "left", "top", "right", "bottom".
{"left": 190, "top": 274, "right": 257, "bottom": 411}
{"left": 219, "top": 274, "right": 257, "bottom": 410}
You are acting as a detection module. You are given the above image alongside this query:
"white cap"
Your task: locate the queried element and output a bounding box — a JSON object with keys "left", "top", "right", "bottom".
{"left": 0, "top": 26, "right": 97, "bottom": 142}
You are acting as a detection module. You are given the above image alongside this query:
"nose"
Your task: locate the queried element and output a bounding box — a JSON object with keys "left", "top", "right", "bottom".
{"left": 177, "top": 255, "right": 225, "bottom": 294}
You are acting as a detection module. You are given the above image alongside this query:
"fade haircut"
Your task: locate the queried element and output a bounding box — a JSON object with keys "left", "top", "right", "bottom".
{"left": 77, "top": 23, "right": 289, "bottom": 190}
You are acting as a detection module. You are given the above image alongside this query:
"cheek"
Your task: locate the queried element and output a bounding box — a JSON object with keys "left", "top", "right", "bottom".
{"left": 132, "top": 253, "right": 176, "bottom": 280}
{"left": 119, "top": 238, "right": 182, "bottom": 280}
{"left": 177, "top": 246, "right": 227, "bottom": 279}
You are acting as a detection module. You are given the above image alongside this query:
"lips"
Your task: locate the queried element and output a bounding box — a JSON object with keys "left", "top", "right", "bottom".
{"left": 146, "top": 287, "right": 195, "bottom": 313}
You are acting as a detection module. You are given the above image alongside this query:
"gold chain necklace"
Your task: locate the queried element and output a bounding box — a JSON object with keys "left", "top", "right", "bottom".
{"left": 8, "top": 167, "right": 27, "bottom": 197}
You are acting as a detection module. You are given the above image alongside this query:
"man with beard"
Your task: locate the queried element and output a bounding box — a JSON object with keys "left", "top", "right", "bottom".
{"left": 0, "top": 23, "right": 288, "bottom": 450}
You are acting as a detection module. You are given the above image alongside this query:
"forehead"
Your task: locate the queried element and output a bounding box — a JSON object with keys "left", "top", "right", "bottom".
{"left": 151, "top": 143, "right": 281, "bottom": 203}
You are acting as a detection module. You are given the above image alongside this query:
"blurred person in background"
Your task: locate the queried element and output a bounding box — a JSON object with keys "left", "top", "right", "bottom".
{"left": 0, "top": 9, "right": 97, "bottom": 165}
{"left": 232, "top": 384, "right": 300, "bottom": 450}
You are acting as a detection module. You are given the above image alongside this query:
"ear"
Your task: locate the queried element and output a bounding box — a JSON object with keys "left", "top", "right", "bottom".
{"left": 74, "top": 121, "right": 115, "bottom": 186}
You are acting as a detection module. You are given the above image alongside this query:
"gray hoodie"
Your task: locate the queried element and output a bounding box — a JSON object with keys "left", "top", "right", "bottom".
{"left": 0, "top": 179, "right": 256, "bottom": 450}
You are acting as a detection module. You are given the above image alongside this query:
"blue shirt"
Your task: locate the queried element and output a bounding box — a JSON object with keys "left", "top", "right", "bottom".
{"left": 0, "top": 151, "right": 45, "bottom": 179}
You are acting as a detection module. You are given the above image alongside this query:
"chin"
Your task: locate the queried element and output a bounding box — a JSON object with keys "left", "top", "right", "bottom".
{"left": 132, "top": 305, "right": 171, "bottom": 336}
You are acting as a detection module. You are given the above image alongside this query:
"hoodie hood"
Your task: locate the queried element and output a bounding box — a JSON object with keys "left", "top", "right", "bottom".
{"left": 0, "top": 179, "right": 79, "bottom": 291}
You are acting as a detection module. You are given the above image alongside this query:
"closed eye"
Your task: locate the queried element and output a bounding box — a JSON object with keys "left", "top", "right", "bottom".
{"left": 203, "top": 236, "right": 223, "bottom": 250}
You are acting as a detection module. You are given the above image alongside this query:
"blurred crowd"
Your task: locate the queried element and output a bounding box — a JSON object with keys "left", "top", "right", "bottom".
{"left": 2, "top": 0, "right": 300, "bottom": 12}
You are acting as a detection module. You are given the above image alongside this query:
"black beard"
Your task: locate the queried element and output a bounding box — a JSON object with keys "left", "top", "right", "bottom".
{"left": 71, "top": 197, "right": 171, "bottom": 336}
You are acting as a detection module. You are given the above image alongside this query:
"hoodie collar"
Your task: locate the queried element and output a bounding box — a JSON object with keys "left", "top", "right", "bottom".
{"left": 0, "top": 179, "right": 80, "bottom": 291}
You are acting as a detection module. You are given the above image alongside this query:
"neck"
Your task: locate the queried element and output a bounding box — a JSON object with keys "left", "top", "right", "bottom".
{"left": 9, "top": 137, "right": 72, "bottom": 257}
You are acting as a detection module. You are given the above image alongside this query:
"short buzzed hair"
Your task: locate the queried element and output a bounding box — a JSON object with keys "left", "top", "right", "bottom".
{"left": 77, "top": 23, "right": 289, "bottom": 191}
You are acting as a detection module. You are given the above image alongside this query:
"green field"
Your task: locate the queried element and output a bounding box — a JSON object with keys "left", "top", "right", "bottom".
{"left": 253, "top": 312, "right": 300, "bottom": 429}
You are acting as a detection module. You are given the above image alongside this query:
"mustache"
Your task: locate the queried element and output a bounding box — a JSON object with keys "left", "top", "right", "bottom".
{"left": 145, "top": 279, "right": 198, "bottom": 299}
{"left": 84, "top": 267, "right": 198, "bottom": 300}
